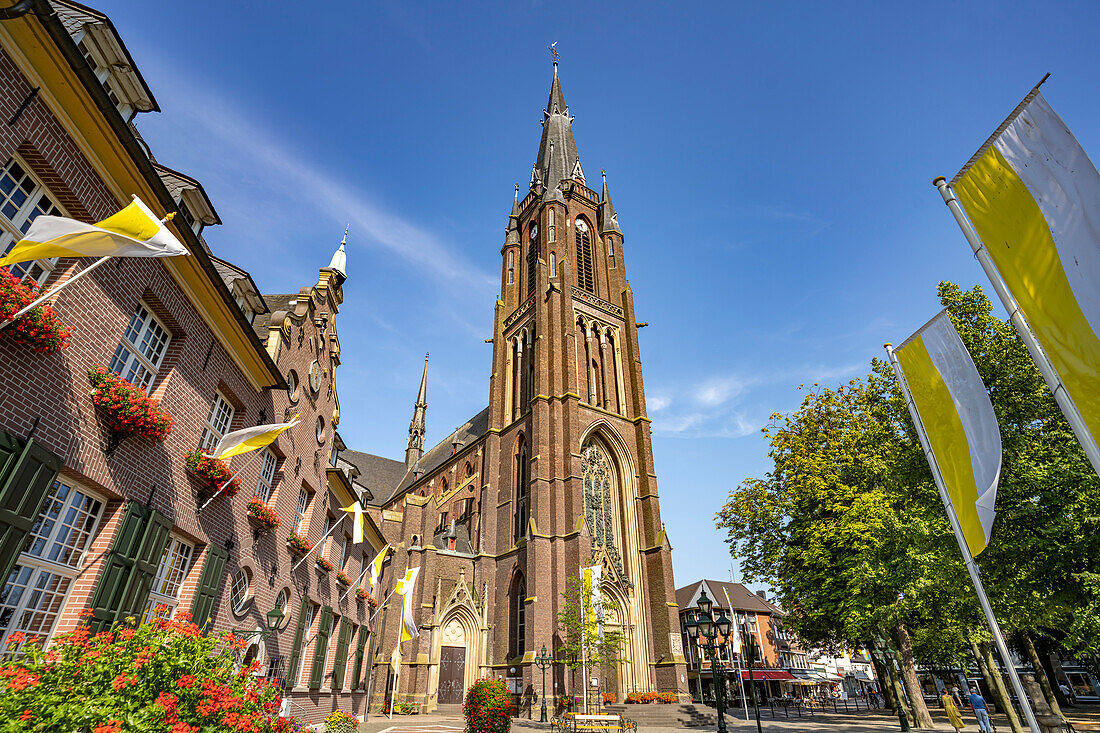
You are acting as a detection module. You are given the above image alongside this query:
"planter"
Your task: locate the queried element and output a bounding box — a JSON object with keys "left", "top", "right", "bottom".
{"left": 368, "top": 595, "right": 378, "bottom": 609}
{"left": 246, "top": 497, "right": 281, "bottom": 532}
{"left": 185, "top": 450, "right": 239, "bottom": 499}
{"left": 0, "top": 271, "right": 72, "bottom": 353}
{"left": 355, "top": 587, "right": 368, "bottom": 601}
{"left": 315, "top": 556, "right": 333, "bottom": 572}
{"left": 335, "top": 570, "right": 352, "bottom": 586}
{"left": 286, "top": 530, "right": 312, "bottom": 555}
{"left": 88, "top": 365, "right": 173, "bottom": 441}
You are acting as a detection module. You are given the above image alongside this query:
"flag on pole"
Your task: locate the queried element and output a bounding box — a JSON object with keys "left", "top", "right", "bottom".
{"left": 895, "top": 311, "right": 1002, "bottom": 555}
{"left": 581, "top": 565, "right": 603, "bottom": 639}
{"left": 341, "top": 502, "right": 366, "bottom": 544}
{"left": 396, "top": 566, "right": 420, "bottom": 642}
{"left": 0, "top": 196, "right": 188, "bottom": 266}
{"left": 722, "top": 588, "right": 742, "bottom": 654}
{"left": 207, "top": 416, "right": 299, "bottom": 461}
{"left": 953, "top": 91, "right": 1100, "bottom": 455}
{"left": 368, "top": 545, "right": 390, "bottom": 592}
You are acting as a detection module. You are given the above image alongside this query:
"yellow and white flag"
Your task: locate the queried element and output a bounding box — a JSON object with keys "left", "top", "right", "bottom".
{"left": 396, "top": 566, "right": 420, "bottom": 642}
{"left": 207, "top": 416, "right": 298, "bottom": 461}
{"left": 581, "top": 565, "right": 603, "bottom": 639}
{"left": 954, "top": 91, "right": 1100, "bottom": 454}
{"left": 0, "top": 196, "right": 188, "bottom": 266}
{"left": 368, "top": 545, "right": 390, "bottom": 592}
{"left": 341, "top": 502, "right": 366, "bottom": 544}
{"left": 895, "top": 311, "right": 1001, "bottom": 555}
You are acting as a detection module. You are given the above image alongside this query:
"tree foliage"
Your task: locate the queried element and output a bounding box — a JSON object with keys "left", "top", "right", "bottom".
{"left": 555, "top": 575, "right": 626, "bottom": 673}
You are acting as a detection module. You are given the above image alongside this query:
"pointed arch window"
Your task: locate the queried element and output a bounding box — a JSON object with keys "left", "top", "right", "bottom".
{"left": 507, "top": 250, "right": 515, "bottom": 285}
{"left": 607, "top": 237, "right": 614, "bottom": 257}
{"left": 514, "top": 439, "right": 529, "bottom": 542}
{"left": 527, "top": 223, "right": 539, "bottom": 296}
{"left": 548, "top": 208, "right": 556, "bottom": 243}
{"left": 510, "top": 575, "right": 526, "bottom": 658}
{"left": 575, "top": 218, "right": 594, "bottom": 293}
{"left": 549, "top": 252, "right": 556, "bottom": 276}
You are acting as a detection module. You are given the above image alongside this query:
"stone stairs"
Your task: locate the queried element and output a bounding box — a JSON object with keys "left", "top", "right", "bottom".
{"left": 603, "top": 703, "right": 724, "bottom": 728}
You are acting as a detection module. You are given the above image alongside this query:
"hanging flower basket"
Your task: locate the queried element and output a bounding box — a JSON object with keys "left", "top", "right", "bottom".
{"left": 286, "top": 529, "right": 311, "bottom": 555}
{"left": 335, "top": 570, "right": 352, "bottom": 586}
{"left": 315, "top": 556, "right": 333, "bottom": 572}
{"left": 246, "top": 497, "right": 281, "bottom": 532}
{"left": 185, "top": 450, "right": 239, "bottom": 498}
{"left": 355, "top": 587, "right": 368, "bottom": 601}
{"left": 0, "top": 270, "right": 72, "bottom": 353}
{"left": 88, "top": 365, "right": 173, "bottom": 441}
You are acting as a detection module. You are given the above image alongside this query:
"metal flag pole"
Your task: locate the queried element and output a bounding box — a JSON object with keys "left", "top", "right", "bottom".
{"left": 290, "top": 512, "right": 347, "bottom": 573}
{"left": 580, "top": 572, "right": 589, "bottom": 714}
{"left": 340, "top": 566, "right": 370, "bottom": 603}
{"left": 885, "top": 343, "right": 1041, "bottom": 733}
{"left": 195, "top": 448, "right": 266, "bottom": 514}
{"left": 0, "top": 255, "right": 112, "bottom": 327}
{"left": 934, "top": 176, "right": 1100, "bottom": 478}
{"left": 722, "top": 589, "right": 749, "bottom": 721}
{"left": 390, "top": 642, "right": 401, "bottom": 718}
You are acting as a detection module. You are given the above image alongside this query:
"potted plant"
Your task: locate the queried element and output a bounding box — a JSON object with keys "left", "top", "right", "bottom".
{"left": 185, "top": 450, "right": 239, "bottom": 498}
{"left": 464, "top": 678, "right": 512, "bottom": 733}
{"left": 286, "top": 529, "right": 311, "bottom": 555}
{"left": 246, "top": 497, "right": 281, "bottom": 532}
{"left": 355, "top": 587, "right": 368, "bottom": 601}
{"left": 315, "top": 556, "right": 333, "bottom": 572}
{"left": 335, "top": 570, "right": 352, "bottom": 586}
{"left": 88, "top": 365, "right": 173, "bottom": 441}
{"left": 367, "top": 596, "right": 378, "bottom": 609}
{"left": 0, "top": 271, "right": 72, "bottom": 353}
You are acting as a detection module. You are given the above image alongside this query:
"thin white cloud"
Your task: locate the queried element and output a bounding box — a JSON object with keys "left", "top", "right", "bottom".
{"left": 694, "top": 375, "right": 748, "bottom": 407}
{"left": 647, "top": 394, "right": 670, "bottom": 412}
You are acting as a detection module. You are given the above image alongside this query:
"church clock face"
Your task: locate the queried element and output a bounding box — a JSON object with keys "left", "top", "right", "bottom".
{"left": 308, "top": 360, "right": 322, "bottom": 394}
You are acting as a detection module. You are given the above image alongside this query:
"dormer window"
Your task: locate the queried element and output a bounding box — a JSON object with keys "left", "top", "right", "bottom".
{"left": 233, "top": 293, "right": 256, "bottom": 324}
{"left": 76, "top": 39, "right": 134, "bottom": 122}
{"left": 177, "top": 199, "right": 200, "bottom": 235}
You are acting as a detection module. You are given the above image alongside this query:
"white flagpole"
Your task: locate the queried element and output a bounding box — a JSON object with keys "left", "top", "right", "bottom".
{"left": 390, "top": 643, "right": 400, "bottom": 718}
{"left": 581, "top": 570, "right": 589, "bottom": 714}
{"left": 195, "top": 448, "right": 266, "bottom": 514}
{"left": 1, "top": 255, "right": 112, "bottom": 327}
{"left": 290, "top": 512, "right": 347, "bottom": 573}
{"left": 723, "top": 589, "right": 749, "bottom": 720}
{"left": 934, "top": 177, "right": 1100, "bottom": 477}
{"left": 885, "top": 343, "right": 1041, "bottom": 733}
{"left": 340, "top": 566, "right": 370, "bottom": 603}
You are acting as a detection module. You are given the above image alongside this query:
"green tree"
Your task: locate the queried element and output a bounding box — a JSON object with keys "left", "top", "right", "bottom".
{"left": 556, "top": 574, "right": 626, "bottom": 692}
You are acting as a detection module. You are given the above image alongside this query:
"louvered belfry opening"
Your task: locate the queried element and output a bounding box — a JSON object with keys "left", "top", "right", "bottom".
{"left": 575, "top": 219, "right": 594, "bottom": 292}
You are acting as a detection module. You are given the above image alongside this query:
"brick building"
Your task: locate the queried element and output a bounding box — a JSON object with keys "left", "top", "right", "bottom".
{"left": 343, "top": 62, "right": 689, "bottom": 713}
{"left": 0, "top": 1, "right": 384, "bottom": 726}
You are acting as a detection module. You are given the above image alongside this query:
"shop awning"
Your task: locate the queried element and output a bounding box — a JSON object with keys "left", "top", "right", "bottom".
{"left": 741, "top": 670, "right": 796, "bottom": 681}
{"left": 853, "top": 671, "right": 872, "bottom": 681}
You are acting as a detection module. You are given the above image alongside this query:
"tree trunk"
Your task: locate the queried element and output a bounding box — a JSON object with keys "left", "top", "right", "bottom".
{"left": 873, "top": 654, "right": 898, "bottom": 711}
{"left": 971, "top": 638, "right": 998, "bottom": 708}
{"left": 1036, "top": 637, "right": 1071, "bottom": 710}
{"left": 980, "top": 640, "right": 1024, "bottom": 733}
{"left": 896, "top": 623, "right": 934, "bottom": 728}
{"left": 1021, "top": 631, "right": 1062, "bottom": 716}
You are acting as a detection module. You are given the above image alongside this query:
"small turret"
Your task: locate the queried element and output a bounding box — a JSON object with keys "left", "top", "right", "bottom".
{"left": 405, "top": 353, "right": 429, "bottom": 468}
{"left": 599, "top": 171, "right": 621, "bottom": 235}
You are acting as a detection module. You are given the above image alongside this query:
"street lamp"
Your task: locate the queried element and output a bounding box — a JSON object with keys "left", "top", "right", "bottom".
{"left": 742, "top": 625, "right": 763, "bottom": 733}
{"left": 535, "top": 644, "right": 554, "bottom": 722}
{"left": 872, "top": 635, "right": 909, "bottom": 732}
{"left": 235, "top": 605, "right": 289, "bottom": 642}
{"left": 688, "top": 590, "right": 728, "bottom": 733}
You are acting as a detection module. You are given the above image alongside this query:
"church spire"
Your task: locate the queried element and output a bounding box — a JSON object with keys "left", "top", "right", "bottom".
{"left": 599, "top": 171, "right": 621, "bottom": 235}
{"left": 405, "top": 353, "right": 429, "bottom": 468}
{"left": 328, "top": 225, "right": 348, "bottom": 278}
{"left": 533, "top": 60, "right": 580, "bottom": 203}
{"left": 504, "top": 184, "right": 521, "bottom": 245}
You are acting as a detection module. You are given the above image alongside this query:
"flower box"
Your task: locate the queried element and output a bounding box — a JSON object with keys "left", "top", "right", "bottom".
{"left": 286, "top": 529, "right": 312, "bottom": 555}
{"left": 355, "top": 587, "right": 368, "bottom": 601}
{"left": 0, "top": 270, "right": 72, "bottom": 353}
{"left": 246, "top": 497, "right": 281, "bottom": 532}
{"left": 185, "top": 450, "right": 239, "bottom": 498}
{"left": 368, "top": 595, "right": 378, "bottom": 609}
{"left": 315, "top": 556, "right": 333, "bottom": 572}
{"left": 88, "top": 365, "right": 173, "bottom": 441}
{"left": 335, "top": 570, "right": 352, "bottom": 586}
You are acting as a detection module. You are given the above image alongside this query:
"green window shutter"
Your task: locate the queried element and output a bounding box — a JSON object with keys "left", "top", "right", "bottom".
{"left": 332, "top": 618, "right": 351, "bottom": 690}
{"left": 85, "top": 501, "right": 172, "bottom": 634}
{"left": 352, "top": 626, "right": 368, "bottom": 690}
{"left": 309, "top": 606, "right": 333, "bottom": 689}
{"left": 0, "top": 434, "right": 62, "bottom": 585}
{"left": 285, "top": 598, "right": 310, "bottom": 689}
{"left": 189, "top": 544, "right": 230, "bottom": 632}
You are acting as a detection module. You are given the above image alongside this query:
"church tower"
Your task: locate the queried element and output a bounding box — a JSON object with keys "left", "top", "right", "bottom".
{"left": 361, "top": 60, "right": 687, "bottom": 714}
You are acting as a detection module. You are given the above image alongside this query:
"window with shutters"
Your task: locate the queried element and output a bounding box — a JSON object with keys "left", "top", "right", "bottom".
{"left": 296, "top": 603, "right": 317, "bottom": 687}
{"left": 575, "top": 218, "right": 594, "bottom": 293}
{"left": 0, "top": 479, "right": 104, "bottom": 654}
{"left": 199, "top": 393, "right": 235, "bottom": 454}
{"left": 255, "top": 449, "right": 277, "bottom": 503}
{"left": 526, "top": 222, "right": 538, "bottom": 296}
{"left": 141, "top": 537, "right": 193, "bottom": 623}
{"left": 293, "top": 488, "right": 310, "bottom": 531}
{"left": 108, "top": 304, "right": 172, "bottom": 391}
{"left": 230, "top": 568, "right": 252, "bottom": 613}
{"left": 0, "top": 157, "right": 64, "bottom": 284}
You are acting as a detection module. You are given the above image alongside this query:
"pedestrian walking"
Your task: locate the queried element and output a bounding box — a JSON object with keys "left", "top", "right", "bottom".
{"left": 943, "top": 688, "right": 966, "bottom": 731}
{"left": 968, "top": 688, "right": 992, "bottom": 733}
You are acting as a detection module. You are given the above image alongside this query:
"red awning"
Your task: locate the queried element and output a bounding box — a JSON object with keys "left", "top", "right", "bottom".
{"left": 740, "top": 670, "right": 796, "bottom": 681}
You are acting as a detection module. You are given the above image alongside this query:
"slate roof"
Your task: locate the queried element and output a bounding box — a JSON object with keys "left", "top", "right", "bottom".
{"left": 385, "top": 406, "right": 491, "bottom": 502}
{"left": 340, "top": 450, "right": 409, "bottom": 506}
{"left": 153, "top": 163, "right": 221, "bottom": 225}
{"left": 250, "top": 294, "right": 297, "bottom": 342}
{"left": 674, "top": 579, "right": 776, "bottom": 615}
{"left": 533, "top": 67, "right": 582, "bottom": 203}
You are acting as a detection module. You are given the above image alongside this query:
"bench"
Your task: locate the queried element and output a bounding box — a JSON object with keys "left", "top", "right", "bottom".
{"left": 551, "top": 712, "right": 638, "bottom": 733}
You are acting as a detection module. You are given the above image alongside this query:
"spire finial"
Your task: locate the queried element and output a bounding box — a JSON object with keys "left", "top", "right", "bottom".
{"left": 341, "top": 223, "right": 348, "bottom": 245}
{"left": 514, "top": 183, "right": 519, "bottom": 201}
{"left": 548, "top": 41, "right": 559, "bottom": 67}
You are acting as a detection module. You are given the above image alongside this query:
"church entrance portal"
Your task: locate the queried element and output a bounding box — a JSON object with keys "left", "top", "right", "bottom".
{"left": 439, "top": 646, "right": 466, "bottom": 704}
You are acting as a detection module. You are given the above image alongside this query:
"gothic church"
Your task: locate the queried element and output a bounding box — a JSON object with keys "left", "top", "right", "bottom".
{"left": 343, "top": 62, "right": 687, "bottom": 711}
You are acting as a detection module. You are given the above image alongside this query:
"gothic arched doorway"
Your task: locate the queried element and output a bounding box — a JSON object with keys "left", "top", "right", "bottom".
{"left": 438, "top": 617, "right": 467, "bottom": 704}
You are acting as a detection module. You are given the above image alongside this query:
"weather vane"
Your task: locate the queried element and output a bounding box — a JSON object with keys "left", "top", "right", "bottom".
{"left": 548, "top": 41, "right": 559, "bottom": 64}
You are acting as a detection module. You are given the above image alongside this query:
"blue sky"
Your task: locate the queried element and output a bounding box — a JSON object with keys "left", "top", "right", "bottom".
{"left": 101, "top": 1, "right": 1100, "bottom": 591}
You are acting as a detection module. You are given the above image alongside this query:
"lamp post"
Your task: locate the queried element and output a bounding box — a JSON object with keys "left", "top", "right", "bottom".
{"left": 685, "top": 590, "right": 731, "bottom": 733}
{"left": 535, "top": 644, "right": 554, "bottom": 722}
{"left": 872, "top": 636, "right": 910, "bottom": 732}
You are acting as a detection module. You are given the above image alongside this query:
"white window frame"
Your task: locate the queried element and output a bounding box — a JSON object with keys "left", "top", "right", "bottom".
{"left": 108, "top": 303, "right": 172, "bottom": 390}
{"left": 0, "top": 479, "right": 105, "bottom": 654}
{"left": 296, "top": 603, "right": 317, "bottom": 687}
{"left": 256, "top": 449, "right": 278, "bottom": 503}
{"left": 293, "top": 488, "right": 309, "bottom": 532}
{"left": 0, "top": 155, "right": 65, "bottom": 284}
{"left": 230, "top": 567, "right": 252, "bottom": 614}
{"left": 200, "top": 393, "right": 235, "bottom": 454}
{"left": 75, "top": 37, "right": 134, "bottom": 122}
{"left": 142, "top": 536, "right": 194, "bottom": 623}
